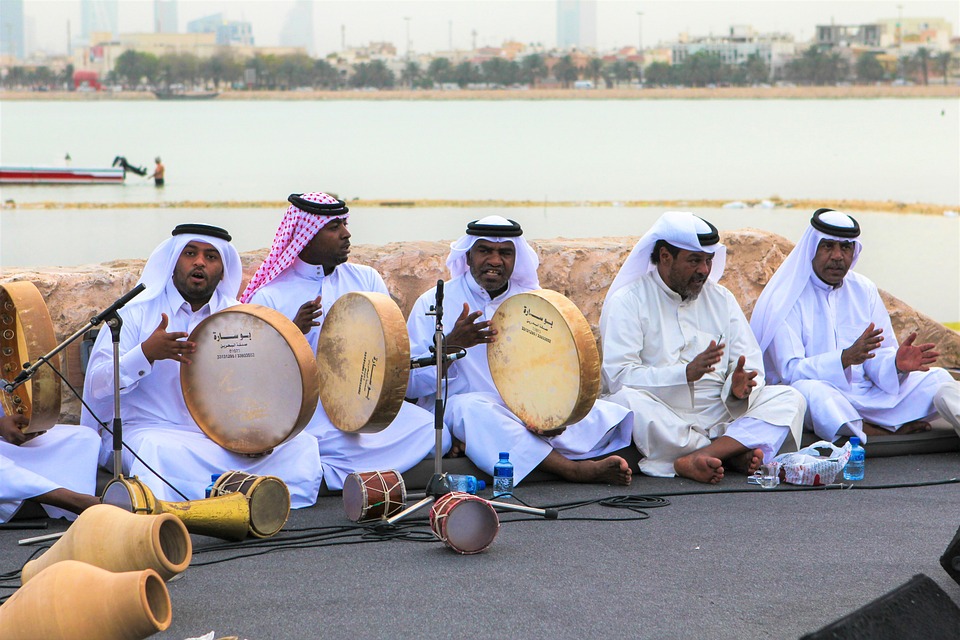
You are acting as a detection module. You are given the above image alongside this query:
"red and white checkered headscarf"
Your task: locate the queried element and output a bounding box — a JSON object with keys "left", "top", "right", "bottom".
{"left": 240, "top": 192, "right": 349, "bottom": 302}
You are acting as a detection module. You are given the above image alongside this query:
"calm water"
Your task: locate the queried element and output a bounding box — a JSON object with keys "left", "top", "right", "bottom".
{"left": 1, "top": 205, "right": 957, "bottom": 323}
{"left": 0, "top": 99, "right": 958, "bottom": 204}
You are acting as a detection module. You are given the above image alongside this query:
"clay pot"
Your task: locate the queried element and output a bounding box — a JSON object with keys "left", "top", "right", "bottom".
{"left": 0, "top": 559, "right": 171, "bottom": 640}
{"left": 21, "top": 503, "right": 191, "bottom": 584}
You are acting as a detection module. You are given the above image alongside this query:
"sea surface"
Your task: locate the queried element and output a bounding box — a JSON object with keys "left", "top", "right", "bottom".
{"left": 0, "top": 98, "right": 957, "bottom": 322}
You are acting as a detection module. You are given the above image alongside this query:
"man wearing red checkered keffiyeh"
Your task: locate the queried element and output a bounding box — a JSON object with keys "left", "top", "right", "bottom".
{"left": 244, "top": 192, "right": 448, "bottom": 491}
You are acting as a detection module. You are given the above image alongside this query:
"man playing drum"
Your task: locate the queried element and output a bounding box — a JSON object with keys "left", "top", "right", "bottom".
{"left": 80, "top": 224, "right": 323, "bottom": 506}
{"left": 750, "top": 208, "right": 960, "bottom": 443}
{"left": 406, "top": 216, "right": 634, "bottom": 487}
{"left": 600, "top": 211, "right": 806, "bottom": 484}
{"left": 1, "top": 407, "right": 100, "bottom": 523}
{"left": 241, "top": 193, "right": 446, "bottom": 491}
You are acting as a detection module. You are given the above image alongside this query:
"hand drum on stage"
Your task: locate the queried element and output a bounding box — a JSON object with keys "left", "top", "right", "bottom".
{"left": 181, "top": 304, "right": 318, "bottom": 455}
{"left": 316, "top": 292, "right": 410, "bottom": 433}
{"left": 487, "top": 289, "right": 600, "bottom": 434}
{"left": 0, "top": 281, "right": 61, "bottom": 433}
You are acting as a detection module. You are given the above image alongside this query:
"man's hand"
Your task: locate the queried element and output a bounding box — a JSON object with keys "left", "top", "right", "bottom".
{"left": 730, "top": 355, "right": 758, "bottom": 400}
{"left": 141, "top": 313, "right": 195, "bottom": 364}
{"left": 841, "top": 323, "right": 883, "bottom": 369}
{"left": 895, "top": 332, "right": 939, "bottom": 373}
{"left": 0, "top": 414, "right": 30, "bottom": 445}
{"left": 445, "top": 303, "right": 496, "bottom": 350}
{"left": 687, "top": 340, "right": 724, "bottom": 383}
{"left": 293, "top": 295, "right": 323, "bottom": 335}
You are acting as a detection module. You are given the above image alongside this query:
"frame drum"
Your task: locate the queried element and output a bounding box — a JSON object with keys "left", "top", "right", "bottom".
{"left": 342, "top": 469, "right": 407, "bottom": 522}
{"left": 316, "top": 292, "right": 410, "bottom": 433}
{"left": 487, "top": 289, "right": 600, "bottom": 434}
{"left": 211, "top": 471, "right": 290, "bottom": 538}
{"left": 181, "top": 304, "right": 319, "bottom": 455}
{"left": 430, "top": 492, "right": 500, "bottom": 555}
{"left": 0, "top": 282, "right": 61, "bottom": 434}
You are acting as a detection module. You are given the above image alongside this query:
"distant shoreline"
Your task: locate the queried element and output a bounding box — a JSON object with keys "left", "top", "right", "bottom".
{"left": 5, "top": 198, "right": 957, "bottom": 216}
{"left": 2, "top": 85, "right": 958, "bottom": 101}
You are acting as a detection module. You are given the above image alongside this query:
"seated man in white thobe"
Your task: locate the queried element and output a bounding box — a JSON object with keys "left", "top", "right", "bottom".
{"left": 600, "top": 211, "right": 805, "bottom": 484}
{"left": 241, "top": 193, "right": 447, "bottom": 491}
{"left": 406, "top": 216, "right": 634, "bottom": 487}
{"left": 81, "top": 223, "right": 323, "bottom": 507}
{"left": 750, "top": 208, "right": 960, "bottom": 442}
{"left": 1, "top": 408, "right": 100, "bottom": 523}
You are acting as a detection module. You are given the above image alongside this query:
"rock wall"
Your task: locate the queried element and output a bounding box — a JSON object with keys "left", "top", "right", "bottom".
{"left": 3, "top": 230, "right": 958, "bottom": 422}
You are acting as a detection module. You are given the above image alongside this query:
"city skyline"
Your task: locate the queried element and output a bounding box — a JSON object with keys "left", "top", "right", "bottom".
{"left": 16, "top": 0, "right": 960, "bottom": 58}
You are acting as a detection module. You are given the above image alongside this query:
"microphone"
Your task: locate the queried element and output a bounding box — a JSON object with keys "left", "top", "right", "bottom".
{"left": 434, "top": 279, "right": 444, "bottom": 324}
{"left": 90, "top": 283, "right": 146, "bottom": 325}
{"left": 410, "top": 349, "right": 466, "bottom": 369}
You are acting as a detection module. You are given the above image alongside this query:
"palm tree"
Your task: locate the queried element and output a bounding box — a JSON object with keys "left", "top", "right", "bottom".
{"left": 520, "top": 53, "right": 547, "bottom": 88}
{"left": 914, "top": 47, "right": 930, "bottom": 85}
{"left": 401, "top": 61, "right": 421, "bottom": 89}
{"left": 552, "top": 55, "right": 578, "bottom": 88}
{"left": 587, "top": 57, "right": 604, "bottom": 87}
{"left": 935, "top": 52, "right": 952, "bottom": 85}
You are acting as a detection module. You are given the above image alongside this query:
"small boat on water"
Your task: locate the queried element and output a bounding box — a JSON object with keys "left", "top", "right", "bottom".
{"left": 153, "top": 90, "right": 219, "bottom": 100}
{"left": 0, "top": 156, "right": 146, "bottom": 185}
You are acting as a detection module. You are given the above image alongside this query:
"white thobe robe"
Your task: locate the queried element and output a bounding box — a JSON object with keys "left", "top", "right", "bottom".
{"left": 600, "top": 271, "right": 805, "bottom": 478}
{"left": 407, "top": 275, "right": 633, "bottom": 484}
{"left": 0, "top": 410, "right": 101, "bottom": 523}
{"left": 81, "top": 282, "right": 323, "bottom": 507}
{"left": 248, "top": 259, "right": 446, "bottom": 490}
{"left": 761, "top": 271, "right": 958, "bottom": 441}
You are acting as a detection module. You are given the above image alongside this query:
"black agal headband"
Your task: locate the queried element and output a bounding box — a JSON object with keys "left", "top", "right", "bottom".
{"left": 288, "top": 193, "right": 350, "bottom": 216}
{"left": 810, "top": 208, "right": 861, "bottom": 238}
{"left": 465, "top": 218, "right": 523, "bottom": 237}
{"left": 172, "top": 223, "right": 231, "bottom": 242}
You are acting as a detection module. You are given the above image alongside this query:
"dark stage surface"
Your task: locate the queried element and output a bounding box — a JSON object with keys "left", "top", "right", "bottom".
{"left": 3, "top": 452, "right": 960, "bottom": 640}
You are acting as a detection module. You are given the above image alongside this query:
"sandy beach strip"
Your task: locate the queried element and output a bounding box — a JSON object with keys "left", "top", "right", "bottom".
{"left": 5, "top": 197, "right": 957, "bottom": 216}
{"left": 1, "top": 85, "right": 958, "bottom": 101}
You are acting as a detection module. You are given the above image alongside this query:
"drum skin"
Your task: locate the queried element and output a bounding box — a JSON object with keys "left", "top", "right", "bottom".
{"left": 316, "top": 292, "right": 410, "bottom": 433}
{"left": 0, "top": 281, "right": 61, "bottom": 433}
{"left": 430, "top": 492, "right": 500, "bottom": 555}
{"left": 212, "top": 471, "right": 290, "bottom": 538}
{"left": 487, "top": 289, "right": 600, "bottom": 433}
{"left": 181, "top": 304, "right": 319, "bottom": 455}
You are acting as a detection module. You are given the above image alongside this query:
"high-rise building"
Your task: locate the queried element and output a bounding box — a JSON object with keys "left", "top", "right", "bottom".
{"left": 279, "top": 0, "right": 314, "bottom": 55}
{"left": 81, "top": 0, "right": 119, "bottom": 43}
{"left": 187, "top": 13, "right": 254, "bottom": 47}
{"left": 154, "top": 0, "right": 178, "bottom": 34}
{"left": 0, "top": 0, "right": 25, "bottom": 59}
{"left": 557, "top": 0, "right": 596, "bottom": 50}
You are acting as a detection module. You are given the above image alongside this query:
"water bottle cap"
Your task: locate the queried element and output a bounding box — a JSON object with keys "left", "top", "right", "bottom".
{"left": 499, "top": 452, "right": 509, "bottom": 459}
{"left": 477, "top": 480, "right": 486, "bottom": 491}
{"left": 849, "top": 437, "right": 860, "bottom": 446}
{"left": 210, "top": 473, "right": 221, "bottom": 482}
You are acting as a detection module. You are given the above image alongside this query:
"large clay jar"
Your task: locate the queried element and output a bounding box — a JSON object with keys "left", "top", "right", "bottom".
{"left": 21, "top": 504, "right": 191, "bottom": 584}
{"left": 0, "top": 559, "right": 172, "bottom": 640}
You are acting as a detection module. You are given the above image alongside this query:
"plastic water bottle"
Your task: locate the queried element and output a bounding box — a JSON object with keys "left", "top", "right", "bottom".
{"left": 204, "top": 473, "right": 221, "bottom": 498}
{"left": 843, "top": 437, "right": 865, "bottom": 481}
{"left": 493, "top": 452, "right": 514, "bottom": 498}
{"left": 445, "top": 474, "right": 485, "bottom": 494}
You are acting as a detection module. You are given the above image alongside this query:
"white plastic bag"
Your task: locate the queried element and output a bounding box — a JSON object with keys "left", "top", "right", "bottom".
{"left": 773, "top": 440, "right": 852, "bottom": 486}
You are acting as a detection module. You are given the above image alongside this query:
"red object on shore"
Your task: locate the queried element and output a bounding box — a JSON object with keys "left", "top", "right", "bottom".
{"left": 73, "top": 69, "right": 102, "bottom": 91}
{"left": 0, "top": 166, "right": 125, "bottom": 184}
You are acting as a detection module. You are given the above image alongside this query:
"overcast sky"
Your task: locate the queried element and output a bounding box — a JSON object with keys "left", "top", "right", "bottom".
{"left": 22, "top": 0, "right": 960, "bottom": 56}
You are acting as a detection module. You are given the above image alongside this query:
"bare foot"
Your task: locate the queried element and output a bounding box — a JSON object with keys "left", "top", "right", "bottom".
{"left": 674, "top": 453, "right": 724, "bottom": 484}
{"left": 728, "top": 448, "right": 763, "bottom": 474}
{"left": 444, "top": 438, "right": 465, "bottom": 458}
{"left": 862, "top": 421, "right": 894, "bottom": 436}
{"left": 897, "top": 420, "right": 932, "bottom": 434}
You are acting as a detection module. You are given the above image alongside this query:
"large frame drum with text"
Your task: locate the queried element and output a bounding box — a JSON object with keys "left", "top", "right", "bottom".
{"left": 487, "top": 289, "right": 600, "bottom": 433}
{"left": 316, "top": 292, "right": 410, "bottom": 433}
{"left": 181, "top": 304, "right": 318, "bottom": 454}
{"left": 0, "top": 281, "right": 61, "bottom": 433}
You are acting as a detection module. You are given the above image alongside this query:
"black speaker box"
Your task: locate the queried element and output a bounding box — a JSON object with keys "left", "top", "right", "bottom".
{"left": 941, "top": 523, "right": 960, "bottom": 586}
{"left": 800, "top": 574, "right": 960, "bottom": 639}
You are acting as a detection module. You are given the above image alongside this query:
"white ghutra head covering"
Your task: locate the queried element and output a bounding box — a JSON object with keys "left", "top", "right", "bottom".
{"left": 135, "top": 223, "right": 242, "bottom": 305}
{"left": 604, "top": 211, "right": 727, "bottom": 304}
{"left": 446, "top": 215, "right": 540, "bottom": 290}
{"left": 240, "top": 192, "right": 350, "bottom": 302}
{"left": 750, "top": 208, "right": 863, "bottom": 352}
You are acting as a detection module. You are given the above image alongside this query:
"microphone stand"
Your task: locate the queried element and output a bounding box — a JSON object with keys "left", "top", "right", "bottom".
{"left": 12, "top": 284, "right": 146, "bottom": 545}
{"left": 385, "top": 280, "right": 557, "bottom": 526}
